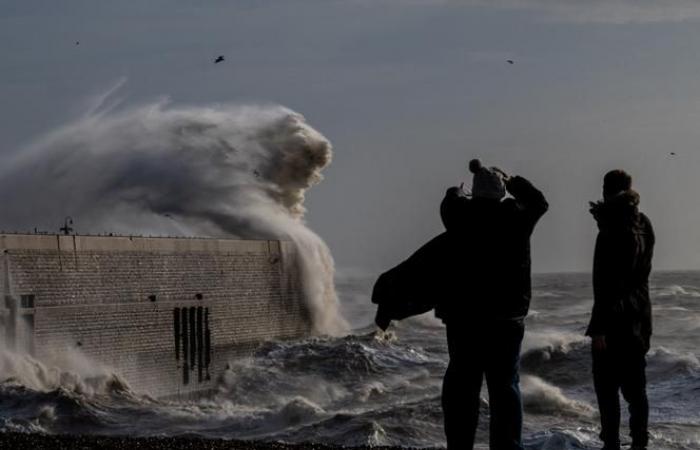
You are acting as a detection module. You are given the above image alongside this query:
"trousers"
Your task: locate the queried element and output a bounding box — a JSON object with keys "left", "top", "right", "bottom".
{"left": 443, "top": 319, "right": 525, "bottom": 450}
{"left": 592, "top": 336, "right": 649, "bottom": 448}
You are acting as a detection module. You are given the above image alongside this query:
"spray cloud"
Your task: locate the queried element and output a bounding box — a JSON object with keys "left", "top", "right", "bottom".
{"left": 0, "top": 90, "right": 348, "bottom": 335}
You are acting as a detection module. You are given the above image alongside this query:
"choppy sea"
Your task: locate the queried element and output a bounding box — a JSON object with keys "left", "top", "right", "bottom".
{"left": 1, "top": 272, "right": 699, "bottom": 449}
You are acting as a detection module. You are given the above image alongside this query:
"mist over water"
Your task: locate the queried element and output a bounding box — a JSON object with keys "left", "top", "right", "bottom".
{"left": 0, "top": 92, "right": 347, "bottom": 335}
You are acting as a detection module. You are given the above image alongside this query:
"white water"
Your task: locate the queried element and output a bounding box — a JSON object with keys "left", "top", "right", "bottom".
{"left": 0, "top": 272, "right": 699, "bottom": 449}
{"left": 0, "top": 90, "right": 348, "bottom": 335}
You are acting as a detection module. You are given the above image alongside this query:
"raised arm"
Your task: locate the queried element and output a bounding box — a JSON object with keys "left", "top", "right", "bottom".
{"left": 440, "top": 186, "right": 470, "bottom": 232}
{"left": 505, "top": 175, "right": 549, "bottom": 233}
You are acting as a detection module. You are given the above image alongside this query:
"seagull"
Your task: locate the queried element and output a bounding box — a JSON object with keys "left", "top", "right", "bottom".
{"left": 507, "top": 60, "right": 514, "bottom": 64}
{"left": 214, "top": 55, "right": 224, "bottom": 64}
{"left": 670, "top": 152, "right": 676, "bottom": 156}
{"left": 75, "top": 41, "right": 79, "bottom": 45}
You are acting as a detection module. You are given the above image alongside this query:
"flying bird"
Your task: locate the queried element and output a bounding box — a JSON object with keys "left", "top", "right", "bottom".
{"left": 507, "top": 60, "right": 514, "bottom": 64}
{"left": 670, "top": 152, "right": 676, "bottom": 156}
{"left": 214, "top": 55, "right": 224, "bottom": 63}
{"left": 75, "top": 41, "right": 79, "bottom": 45}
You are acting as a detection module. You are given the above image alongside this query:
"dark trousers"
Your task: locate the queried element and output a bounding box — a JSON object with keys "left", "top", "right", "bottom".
{"left": 592, "top": 337, "right": 649, "bottom": 448}
{"left": 443, "top": 319, "right": 525, "bottom": 450}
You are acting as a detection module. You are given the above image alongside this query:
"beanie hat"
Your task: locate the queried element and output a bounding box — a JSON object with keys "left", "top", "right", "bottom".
{"left": 469, "top": 159, "right": 506, "bottom": 200}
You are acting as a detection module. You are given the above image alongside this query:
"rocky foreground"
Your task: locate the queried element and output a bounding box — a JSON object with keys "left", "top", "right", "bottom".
{"left": 0, "top": 432, "right": 435, "bottom": 450}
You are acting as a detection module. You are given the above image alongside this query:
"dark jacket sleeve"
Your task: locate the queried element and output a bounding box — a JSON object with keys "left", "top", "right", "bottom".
{"left": 505, "top": 176, "right": 549, "bottom": 234}
{"left": 440, "top": 186, "right": 470, "bottom": 232}
{"left": 372, "top": 233, "right": 451, "bottom": 330}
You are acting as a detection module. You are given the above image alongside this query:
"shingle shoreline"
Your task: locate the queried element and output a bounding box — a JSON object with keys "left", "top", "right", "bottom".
{"left": 0, "top": 432, "right": 435, "bottom": 450}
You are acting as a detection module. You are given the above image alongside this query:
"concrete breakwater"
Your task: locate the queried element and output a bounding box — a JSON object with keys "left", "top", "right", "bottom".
{"left": 0, "top": 233, "right": 311, "bottom": 398}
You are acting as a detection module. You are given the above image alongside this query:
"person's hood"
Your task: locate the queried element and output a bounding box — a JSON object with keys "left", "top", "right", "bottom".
{"left": 590, "top": 189, "right": 641, "bottom": 230}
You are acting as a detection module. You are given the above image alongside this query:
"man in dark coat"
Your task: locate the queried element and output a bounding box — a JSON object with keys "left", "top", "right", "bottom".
{"left": 437, "top": 159, "right": 548, "bottom": 450}
{"left": 586, "top": 170, "right": 655, "bottom": 450}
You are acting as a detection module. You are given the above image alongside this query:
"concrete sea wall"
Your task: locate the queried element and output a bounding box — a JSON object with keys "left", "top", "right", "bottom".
{"left": 0, "top": 234, "right": 311, "bottom": 398}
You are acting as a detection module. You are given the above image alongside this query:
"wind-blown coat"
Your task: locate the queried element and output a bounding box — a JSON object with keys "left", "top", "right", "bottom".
{"left": 436, "top": 176, "right": 548, "bottom": 323}
{"left": 372, "top": 175, "right": 547, "bottom": 330}
{"left": 586, "top": 190, "right": 655, "bottom": 351}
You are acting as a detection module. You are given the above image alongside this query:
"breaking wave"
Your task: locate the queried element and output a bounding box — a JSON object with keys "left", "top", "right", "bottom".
{"left": 646, "top": 347, "right": 700, "bottom": 379}
{"left": 0, "top": 331, "right": 447, "bottom": 446}
{"left": 521, "top": 333, "right": 591, "bottom": 386}
{"left": 0, "top": 88, "right": 347, "bottom": 335}
{"left": 521, "top": 375, "right": 594, "bottom": 417}
{"left": 0, "top": 345, "right": 131, "bottom": 396}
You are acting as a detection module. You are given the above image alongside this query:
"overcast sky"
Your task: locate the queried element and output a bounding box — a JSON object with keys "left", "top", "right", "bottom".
{"left": 2, "top": 1, "right": 700, "bottom": 273}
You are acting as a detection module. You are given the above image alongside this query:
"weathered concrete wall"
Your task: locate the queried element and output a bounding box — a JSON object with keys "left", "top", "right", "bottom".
{"left": 0, "top": 234, "right": 310, "bottom": 398}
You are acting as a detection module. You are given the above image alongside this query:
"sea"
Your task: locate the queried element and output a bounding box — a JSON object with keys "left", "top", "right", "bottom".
{"left": 1, "top": 271, "right": 699, "bottom": 449}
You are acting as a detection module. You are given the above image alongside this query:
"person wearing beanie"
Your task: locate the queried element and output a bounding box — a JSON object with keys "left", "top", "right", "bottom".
{"left": 468, "top": 158, "right": 507, "bottom": 200}
{"left": 437, "top": 159, "right": 548, "bottom": 450}
{"left": 587, "top": 170, "right": 655, "bottom": 450}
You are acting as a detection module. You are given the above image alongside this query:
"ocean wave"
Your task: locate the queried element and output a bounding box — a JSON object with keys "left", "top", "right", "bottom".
{"left": 0, "top": 346, "right": 132, "bottom": 398}
{"left": 523, "top": 331, "right": 587, "bottom": 354}
{"left": 647, "top": 347, "right": 700, "bottom": 380}
{"left": 654, "top": 305, "right": 692, "bottom": 312}
{"left": 277, "top": 397, "right": 325, "bottom": 426}
{"left": 521, "top": 333, "right": 591, "bottom": 386}
{"left": 522, "top": 336, "right": 700, "bottom": 388}
{"left": 269, "top": 394, "right": 447, "bottom": 447}
{"left": 532, "top": 290, "right": 565, "bottom": 299}
{"left": 523, "top": 429, "right": 595, "bottom": 449}
{"left": 652, "top": 284, "right": 700, "bottom": 298}
{"left": 1, "top": 317, "right": 697, "bottom": 447}
{"left": 521, "top": 375, "right": 594, "bottom": 417}
{"left": 248, "top": 332, "right": 442, "bottom": 380}
{"left": 212, "top": 331, "right": 444, "bottom": 425}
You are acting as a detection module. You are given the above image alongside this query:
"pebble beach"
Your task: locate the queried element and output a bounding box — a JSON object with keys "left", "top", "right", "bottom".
{"left": 0, "top": 432, "right": 431, "bottom": 450}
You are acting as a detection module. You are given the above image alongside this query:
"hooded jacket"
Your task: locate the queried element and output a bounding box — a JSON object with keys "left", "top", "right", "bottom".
{"left": 586, "top": 190, "right": 655, "bottom": 351}
{"left": 435, "top": 176, "right": 548, "bottom": 323}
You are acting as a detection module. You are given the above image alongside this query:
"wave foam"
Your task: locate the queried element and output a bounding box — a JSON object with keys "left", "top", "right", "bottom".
{"left": 0, "top": 345, "right": 131, "bottom": 397}
{"left": 0, "top": 90, "right": 347, "bottom": 335}
{"left": 521, "top": 375, "right": 594, "bottom": 417}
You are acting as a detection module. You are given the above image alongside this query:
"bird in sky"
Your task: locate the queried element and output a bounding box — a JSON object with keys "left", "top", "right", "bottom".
{"left": 507, "top": 59, "right": 514, "bottom": 64}
{"left": 214, "top": 56, "right": 224, "bottom": 63}
{"left": 75, "top": 41, "right": 79, "bottom": 45}
{"left": 670, "top": 152, "right": 676, "bottom": 156}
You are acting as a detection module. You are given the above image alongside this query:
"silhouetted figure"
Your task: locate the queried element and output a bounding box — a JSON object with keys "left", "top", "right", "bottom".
{"left": 587, "top": 170, "right": 654, "bottom": 450}
{"left": 437, "top": 159, "right": 548, "bottom": 450}
{"left": 214, "top": 55, "right": 224, "bottom": 63}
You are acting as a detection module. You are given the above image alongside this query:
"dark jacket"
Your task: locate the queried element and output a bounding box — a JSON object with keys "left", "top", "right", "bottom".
{"left": 435, "top": 176, "right": 548, "bottom": 323}
{"left": 372, "top": 233, "right": 453, "bottom": 330}
{"left": 586, "top": 190, "right": 655, "bottom": 351}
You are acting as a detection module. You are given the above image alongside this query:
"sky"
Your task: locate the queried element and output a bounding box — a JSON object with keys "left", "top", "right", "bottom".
{"left": 2, "top": 0, "right": 700, "bottom": 273}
